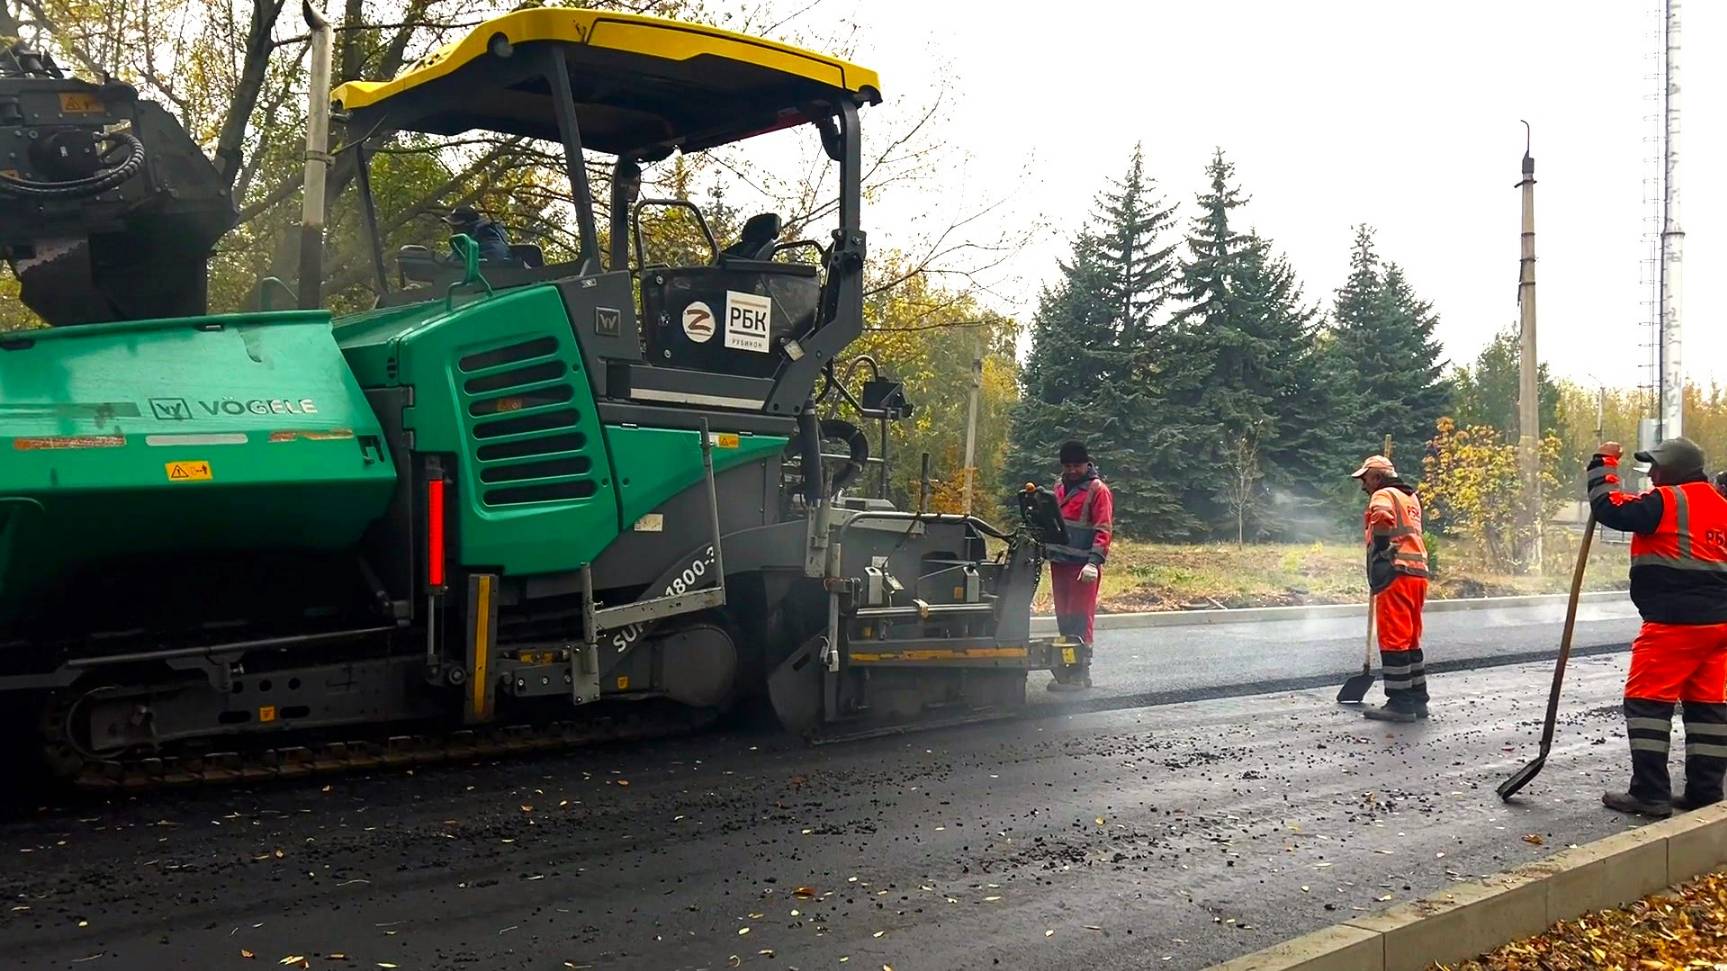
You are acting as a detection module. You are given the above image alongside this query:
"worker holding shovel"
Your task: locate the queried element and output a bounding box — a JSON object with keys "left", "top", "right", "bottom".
{"left": 1351, "top": 455, "right": 1431, "bottom": 723}
{"left": 1590, "top": 439, "right": 1727, "bottom": 818}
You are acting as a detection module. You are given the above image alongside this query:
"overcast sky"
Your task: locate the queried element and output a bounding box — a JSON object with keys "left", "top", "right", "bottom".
{"left": 809, "top": 0, "right": 1721, "bottom": 391}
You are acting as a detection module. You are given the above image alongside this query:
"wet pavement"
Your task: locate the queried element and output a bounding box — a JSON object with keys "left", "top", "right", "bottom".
{"left": 0, "top": 602, "right": 1654, "bottom": 971}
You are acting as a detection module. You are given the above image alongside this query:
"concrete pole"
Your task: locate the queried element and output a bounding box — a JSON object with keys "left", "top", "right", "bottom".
{"left": 1517, "top": 122, "right": 1542, "bottom": 574}
{"left": 297, "top": 2, "right": 335, "bottom": 310}
{"left": 1658, "top": 0, "right": 1685, "bottom": 440}
{"left": 960, "top": 340, "right": 982, "bottom": 516}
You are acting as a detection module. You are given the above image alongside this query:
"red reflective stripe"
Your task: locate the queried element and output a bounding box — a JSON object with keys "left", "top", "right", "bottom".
{"left": 427, "top": 477, "right": 447, "bottom": 589}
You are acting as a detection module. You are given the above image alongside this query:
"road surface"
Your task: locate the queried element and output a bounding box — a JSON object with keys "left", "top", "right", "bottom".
{"left": 0, "top": 598, "right": 1655, "bottom": 970}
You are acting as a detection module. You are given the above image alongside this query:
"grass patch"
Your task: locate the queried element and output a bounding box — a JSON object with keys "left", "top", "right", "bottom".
{"left": 1032, "top": 536, "right": 1632, "bottom": 614}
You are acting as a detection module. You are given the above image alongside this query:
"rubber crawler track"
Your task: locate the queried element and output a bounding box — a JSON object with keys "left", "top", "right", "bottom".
{"left": 62, "top": 708, "right": 718, "bottom": 792}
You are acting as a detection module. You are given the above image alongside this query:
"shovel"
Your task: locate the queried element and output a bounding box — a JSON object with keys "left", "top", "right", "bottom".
{"left": 1497, "top": 511, "right": 1597, "bottom": 801}
{"left": 1336, "top": 592, "right": 1377, "bottom": 704}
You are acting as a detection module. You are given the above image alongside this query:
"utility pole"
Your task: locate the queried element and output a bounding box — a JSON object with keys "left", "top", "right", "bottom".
{"left": 1517, "top": 121, "right": 1542, "bottom": 574}
{"left": 1657, "top": 0, "right": 1685, "bottom": 440}
{"left": 297, "top": 2, "right": 335, "bottom": 309}
{"left": 960, "top": 340, "right": 982, "bottom": 516}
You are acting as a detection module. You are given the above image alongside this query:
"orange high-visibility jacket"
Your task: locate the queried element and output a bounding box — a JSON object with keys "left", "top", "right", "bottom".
{"left": 1364, "top": 486, "right": 1428, "bottom": 583}
{"left": 1589, "top": 453, "right": 1727, "bottom": 624}
{"left": 1629, "top": 482, "right": 1727, "bottom": 573}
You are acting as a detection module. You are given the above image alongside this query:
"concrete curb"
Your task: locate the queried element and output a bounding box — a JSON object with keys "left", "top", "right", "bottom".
{"left": 1028, "top": 590, "right": 1629, "bottom": 636}
{"left": 1206, "top": 802, "right": 1727, "bottom": 971}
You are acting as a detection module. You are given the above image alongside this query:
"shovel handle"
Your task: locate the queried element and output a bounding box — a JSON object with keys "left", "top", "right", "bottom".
{"left": 1537, "top": 513, "right": 1597, "bottom": 752}
{"left": 1364, "top": 592, "right": 1377, "bottom": 668}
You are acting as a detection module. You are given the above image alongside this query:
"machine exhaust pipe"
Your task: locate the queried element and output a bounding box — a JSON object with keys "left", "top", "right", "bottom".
{"left": 297, "top": 1, "right": 335, "bottom": 309}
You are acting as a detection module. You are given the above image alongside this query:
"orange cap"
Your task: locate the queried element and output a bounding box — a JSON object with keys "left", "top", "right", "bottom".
{"left": 1350, "top": 455, "right": 1396, "bottom": 479}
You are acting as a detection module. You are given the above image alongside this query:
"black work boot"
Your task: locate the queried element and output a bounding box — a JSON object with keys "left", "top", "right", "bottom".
{"left": 1408, "top": 648, "right": 1431, "bottom": 719}
{"left": 1365, "top": 650, "right": 1418, "bottom": 723}
{"left": 1363, "top": 703, "right": 1417, "bottom": 723}
{"left": 1679, "top": 701, "right": 1727, "bottom": 810}
{"left": 1605, "top": 698, "right": 1676, "bottom": 817}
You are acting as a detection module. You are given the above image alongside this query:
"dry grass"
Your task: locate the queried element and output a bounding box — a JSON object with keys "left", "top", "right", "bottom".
{"left": 1031, "top": 535, "right": 1633, "bottom": 614}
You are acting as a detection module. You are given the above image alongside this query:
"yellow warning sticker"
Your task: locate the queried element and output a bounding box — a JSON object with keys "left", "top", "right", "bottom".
{"left": 616, "top": 676, "right": 630, "bottom": 690}
{"left": 1061, "top": 647, "right": 1078, "bottom": 665}
{"left": 258, "top": 705, "right": 277, "bottom": 723}
{"left": 713, "top": 433, "right": 740, "bottom": 449}
{"left": 58, "top": 91, "right": 104, "bottom": 114}
{"left": 165, "top": 460, "right": 213, "bottom": 482}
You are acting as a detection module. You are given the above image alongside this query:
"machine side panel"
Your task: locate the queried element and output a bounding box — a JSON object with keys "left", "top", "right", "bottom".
{"left": 396, "top": 285, "right": 620, "bottom": 575}
{"left": 0, "top": 312, "right": 396, "bottom": 626}
{"left": 605, "top": 425, "right": 787, "bottom": 528}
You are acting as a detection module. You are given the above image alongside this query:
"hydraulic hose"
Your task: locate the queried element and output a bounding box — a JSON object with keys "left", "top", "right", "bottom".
{"left": 797, "top": 406, "right": 824, "bottom": 506}
{"left": 819, "top": 418, "right": 869, "bottom": 497}
{"left": 0, "top": 130, "right": 145, "bottom": 200}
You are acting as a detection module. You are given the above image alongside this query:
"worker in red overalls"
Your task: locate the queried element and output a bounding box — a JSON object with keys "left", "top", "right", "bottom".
{"left": 1590, "top": 438, "right": 1727, "bottom": 818}
{"left": 1352, "top": 454, "right": 1431, "bottom": 723}
{"left": 1048, "top": 440, "right": 1113, "bottom": 691}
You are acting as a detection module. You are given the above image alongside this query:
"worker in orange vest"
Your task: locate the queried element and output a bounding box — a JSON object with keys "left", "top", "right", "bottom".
{"left": 1352, "top": 454, "right": 1430, "bottom": 723}
{"left": 1589, "top": 438, "right": 1727, "bottom": 818}
{"left": 1047, "top": 440, "right": 1113, "bottom": 691}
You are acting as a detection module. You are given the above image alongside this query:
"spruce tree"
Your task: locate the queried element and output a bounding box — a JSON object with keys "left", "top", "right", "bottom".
{"left": 1323, "top": 226, "right": 1449, "bottom": 481}
{"left": 1235, "top": 238, "right": 1334, "bottom": 536}
{"left": 1018, "top": 234, "right": 1120, "bottom": 405}
{"left": 1090, "top": 144, "right": 1181, "bottom": 383}
{"left": 1160, "top": 150, "right": 1329, "bottom": 538}
{"left": 1162, "top": 150, "right": 1260, "bottom": 529}
{"left": 1004, "top": 146, "right": 1189, "bottom": 537}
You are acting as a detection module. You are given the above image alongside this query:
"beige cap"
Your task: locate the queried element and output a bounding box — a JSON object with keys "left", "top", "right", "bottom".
{"left": 1350, "top": 455, "right": 1396, "bottom": 479}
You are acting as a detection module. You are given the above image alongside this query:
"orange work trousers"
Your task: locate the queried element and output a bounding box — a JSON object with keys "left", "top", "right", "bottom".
{"left": 1626, "top": 621, "right": 1727, "bottom": 703}
{"left": 1375, "top": 574, "right": 1427, "bottom": 653}
{"left": 1050, "top": 562, "right": 1100, "bottom": 644}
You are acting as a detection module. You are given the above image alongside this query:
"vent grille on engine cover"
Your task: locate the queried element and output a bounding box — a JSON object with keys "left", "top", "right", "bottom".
{"left": 458, "top": 337, "right": 596, "bottom": 507}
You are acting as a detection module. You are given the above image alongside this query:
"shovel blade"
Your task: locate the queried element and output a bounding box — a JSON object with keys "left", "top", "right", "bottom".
{"left": 1497, "top": 754, "right": 1548, "bottom": 801}
{"left": 1335, "top": 669, "right": 1375, "bottom": 704}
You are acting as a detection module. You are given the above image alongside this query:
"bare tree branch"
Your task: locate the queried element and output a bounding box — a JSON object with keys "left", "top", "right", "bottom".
{"left": 761, "top": 0, "right": 829, "bottom": 35}
{"left": 866, "top": 317, "right": 998, "bottom": 334}
{"left": 338, "top": 0, "right": 364, "bottom": 81}
{"left": 16, "top": 0, "right": 105, "bottom": 76}
{"left": 0, "top": 0, "right": 25, "bottom": 40}
{"left": 212, "top": 0, "right": 289, "bottom": 191}
{"left": 376, "top": 1, "right": 440, "bottom": 79}
{"left": 238, "top": 171, "right": 306, "bottom": 222}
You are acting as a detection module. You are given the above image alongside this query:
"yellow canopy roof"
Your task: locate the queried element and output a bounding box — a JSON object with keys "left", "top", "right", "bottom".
{"left": 332, "top": 8, "right": 882, "bottom": 157}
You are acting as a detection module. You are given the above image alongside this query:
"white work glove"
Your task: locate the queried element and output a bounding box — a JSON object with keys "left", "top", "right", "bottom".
{"left": 1078, "top": 563, "right": 1099, "bottom": 583}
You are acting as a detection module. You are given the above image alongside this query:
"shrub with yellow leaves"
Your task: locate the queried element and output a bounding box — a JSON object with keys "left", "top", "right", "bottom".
{"left": 1420, "top": 417, "right": 1565, "bottom": 574}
